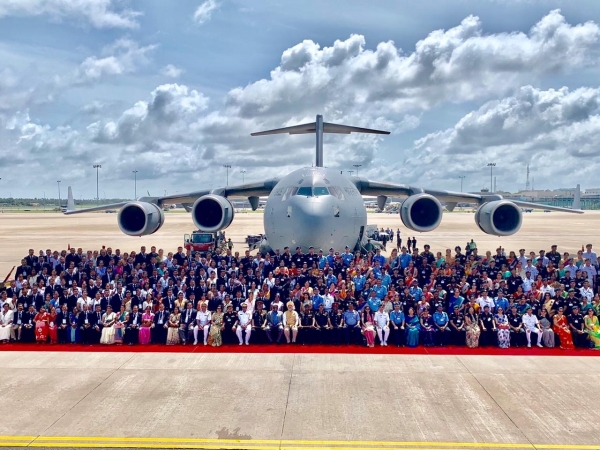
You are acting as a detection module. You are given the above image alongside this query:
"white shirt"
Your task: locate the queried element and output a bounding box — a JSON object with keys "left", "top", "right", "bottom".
{"left": 580, "top": 287, "right": 594, "bottom": 302}
{"left": 540, "top": 285, "right": 555, "bottom": 297}
{"left": 477, "top": 296, "right": 495, "bottom": 311}
{"left": 196, "top": 310, "right": 211, "bottom": 326}
{"left": 0, "top": 310, "right": 13, "bottom": 325}
{"left": 322, "top": 294, "right": 334, "bottom": 310}
{"left": 374, "top": 311, "right": 389, "bottom": 328}
{"left": 237, "top": 311, "right": 251, "bottom": 327}
{"left": 522, "top": 313, "right": 539, "bottom": 331}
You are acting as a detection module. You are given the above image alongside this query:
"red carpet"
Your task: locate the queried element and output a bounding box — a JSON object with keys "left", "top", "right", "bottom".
{"left": 1, "top": 342, "right": 599, "bottom": 356}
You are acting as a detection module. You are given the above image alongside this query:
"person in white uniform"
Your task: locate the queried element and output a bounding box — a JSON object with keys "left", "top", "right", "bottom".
{"left": 193, "top": 303, "right": 211, "bottom": 345}
{"left": 0, "top": 303, "right": 14, "bottom": 342}
{"left": 236, "top": 303, "right": 252, "bottom": 345}
{"left": 522, "top": 307, "right": 543, "bottom": 348}
{"left": 374, "top": 303, "right": 390, "bottom": 346}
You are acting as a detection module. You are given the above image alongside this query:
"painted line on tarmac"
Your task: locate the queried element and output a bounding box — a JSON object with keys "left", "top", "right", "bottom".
{"left": 0, "top": 436, "right": 599, "bottom": 450}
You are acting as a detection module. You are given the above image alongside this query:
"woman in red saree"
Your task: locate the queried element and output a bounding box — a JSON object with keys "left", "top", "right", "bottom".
{"left": 34, "top": 307, "right": 50, "bottom": 343}
{"left": 48, "top": 306, "right": 59, "bottom": 344}
{"left": 553, "top": 307, "right": 574, "bottom": 350}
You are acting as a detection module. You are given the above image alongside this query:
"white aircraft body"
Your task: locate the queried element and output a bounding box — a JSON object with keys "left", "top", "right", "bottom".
{"left": 64, "top": 115, "right": 582, "bottom": 252}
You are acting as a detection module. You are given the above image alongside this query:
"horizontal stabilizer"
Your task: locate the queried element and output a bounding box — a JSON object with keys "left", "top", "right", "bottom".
{"left": 251, "top": 122, "right": 390, "bottom": 136}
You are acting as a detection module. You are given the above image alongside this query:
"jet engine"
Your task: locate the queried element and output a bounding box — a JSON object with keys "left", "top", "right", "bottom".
{"left": 399, "top": 193, "right": 443, "bottom": 232}
{"left": 192, "top": 194, "right": 235, "bottom": 232}
{"left": 117, "top": 202, "right": 165, "bottom": 236}
{"left": 475, "top": 200, "right": 522, "bottom": 236}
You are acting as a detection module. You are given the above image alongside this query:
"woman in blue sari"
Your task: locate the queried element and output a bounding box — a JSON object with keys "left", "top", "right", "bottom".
{"left": 405, "top": 307, "right": 420, "bottom": 347}
{"left": 68, "top": 307, "right": 80, "bottom": 344}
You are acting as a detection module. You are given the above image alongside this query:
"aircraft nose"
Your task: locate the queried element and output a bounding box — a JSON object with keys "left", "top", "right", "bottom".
{"left": 287, "top": 196, "right": 338, "bottom": 248}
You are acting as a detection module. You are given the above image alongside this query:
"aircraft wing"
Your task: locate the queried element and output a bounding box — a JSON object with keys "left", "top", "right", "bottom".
{"left": 353, "top": 178, "right": 583, "bottom": 214}
{"left": 63, "top": 178, "right": 280, "bottom": 215}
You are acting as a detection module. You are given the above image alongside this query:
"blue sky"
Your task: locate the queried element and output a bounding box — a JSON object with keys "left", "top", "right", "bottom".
{"left": 1, "top": 0, "right": 600, "bottom": 199}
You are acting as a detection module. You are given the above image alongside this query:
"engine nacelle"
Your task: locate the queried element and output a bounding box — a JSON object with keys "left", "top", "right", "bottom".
{"left": 475, "top": 200, "right": 522, "bottom": 236}
{"left": 192, "top": 194, "right": 235, "bottom": 232}
{"left": 117, "top": 202, "right": 165, "bottom": 236}
{"left": 399, "top": 193, "right": 443, "bottom": 232}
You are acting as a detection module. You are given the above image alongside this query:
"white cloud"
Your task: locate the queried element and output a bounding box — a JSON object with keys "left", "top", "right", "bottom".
{"left": 376, "top": 85, "right": 600, "bottom": 190}
{"left": 0, "top": 0, "right": 141, "bottom": 29}
{"left": 76, "top": 38, "right": 157, "bottom": 83}
{"left": 193, "top": 0, "right": 220, "bottom": 24}
{"left": 161, "top": 64, "right": 184, "bottom": 79}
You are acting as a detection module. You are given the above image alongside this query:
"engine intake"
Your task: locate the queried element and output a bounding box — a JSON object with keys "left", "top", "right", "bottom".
{"left": 117, "top": 202, "right": 165, "bottom": 236}
{"left": 400, "top": 194, "right": 443, "bottom": 232}
{"left": 192, "top": 195, "right": 234, "bottom": 232}
{"left": 475, "top": 200, "right": 522, "bottom": 236}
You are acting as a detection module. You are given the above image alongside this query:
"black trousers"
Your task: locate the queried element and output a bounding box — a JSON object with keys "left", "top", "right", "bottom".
{"left": 451, "top": 328, "right": 466, "bottom": 346}
{"left": 436, "top": 328, "right": 451, "bottom": 346}
{"left": 21, "top": 325, "right": 35, "bottom": 342}
{"left": 251, "top": 327, "right": 265, "bottom": 344}
{"left": 344, "top": 326, "right": 360, "bottom": 345}
{"left": 572, "top": 330, "right": 589, "bottom": 348}
{"left": 298, "top": 327, "right": 314, "bottom": 345}
{"left": 390, "top": 326, "right": 405, "bottom": 346}
{"left": 314, "top": 327, "right": 330, "bottom": 344}
{"left": 124, "top": 326, "right": 140, "bottom": 344}
{"left": 510, "top": 330, "right": 526, "bottom": 347}
{"left": 479, "top": 329, "right": 496, "bottom": 347}
{"left": 57, "top": 326, "right": 69, "bottom": 344}
{"left": 152, "top": 325, "right": 168, "bottom": 344}
{"left": 266, "top": 325, "right": 283, "bottom": 343}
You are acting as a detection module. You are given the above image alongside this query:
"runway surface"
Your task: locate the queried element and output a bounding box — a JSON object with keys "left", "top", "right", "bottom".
{"left": 1, "top": 351, "right": 600, "bottom": 449}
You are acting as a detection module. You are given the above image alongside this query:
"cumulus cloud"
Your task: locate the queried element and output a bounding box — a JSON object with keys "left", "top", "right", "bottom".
{"left": 376, "top": 85, "right": 600, "bottom": 190}
{"left": 193, "top": 0, "right": 220, "bottom": 24}
{"left": 75, "top": 38, "right": 157, "bottom": 83}
{"left": 161, "top": 64, "right": 184, "bottom": 79}
{"left": 4, "top": 9, "right": 600, "bottom": 195}
{"left": 0, "top": 0, "right": 141, "bottom": 29}
{"left": 227, "top": 10, "right": 600, "bottom": 118}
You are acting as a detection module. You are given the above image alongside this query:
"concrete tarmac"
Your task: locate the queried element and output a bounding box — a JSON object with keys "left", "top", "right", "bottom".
{"left": 0, "top": 351, "right": 599, "bottom": 449}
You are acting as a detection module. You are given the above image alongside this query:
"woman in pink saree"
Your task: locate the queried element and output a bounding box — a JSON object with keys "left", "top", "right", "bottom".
{"left": 139, "top": 306, "right": 154, "bottom": 345}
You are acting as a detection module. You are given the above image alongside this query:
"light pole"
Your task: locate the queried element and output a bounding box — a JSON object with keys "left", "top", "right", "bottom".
{"left": 240, "top": 169, "right": 247, "bottom": 184}
{"left": 487, "top": 163, "right": 496, "bottom": 192}
{"left": 459, "top": 175, "right": 466, "bottom": 192}
{"left": 353, "top": 164, "right": 362, "bottom": 177}
{"left": 93, "top": 164, "right": 102, "bottom": 204}
{"left": 348, "top": 170, "right": 354, "bottom": 176}
{"left": 57, "top": 181, "right": 61, "bottom": 207}
{"left": 223, "top": 164, "right": 231, "bottom": 186}
{"left": 132, "top": 170, "right": 138, "bottom": 199}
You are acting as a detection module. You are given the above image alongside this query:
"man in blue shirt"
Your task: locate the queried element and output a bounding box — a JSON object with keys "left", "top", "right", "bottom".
{"left": 494, "top": 291, "right": 509, "bottom": 314}
{"left": 389, "top": 303, "right": 405, "bottom": 347}
{"left": 367, "top": 290, "right": 381, "bottom": 312}
{"left": 433, "top": 304, "right": 451, "bottom": 346}
{"left": 373, "top": 249, "right": 386, "bottom": 267}
{"left": 397, "top": 247, "right": 412, "bottom": 270}
{"left": 343, "top": 302, "right": 360, "bottom": 345}
{"left": 342, "top": 246, "right": 354, "bottom": 267}
{"left": 353, "top": 272, "right": 366, "bottom": 296}
{"left": 409, "top": 281, "right": 423, "bottom": 302}
{"left": 372, "top": 279, "right": 388, "bottom": 301}
{"left": 318, "top": 249, "right": 328, "bottom": 270}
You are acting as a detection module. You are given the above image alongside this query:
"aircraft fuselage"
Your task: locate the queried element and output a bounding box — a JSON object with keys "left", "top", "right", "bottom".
{"left": 264, "top": 167, "right": 367, "bottom": 252}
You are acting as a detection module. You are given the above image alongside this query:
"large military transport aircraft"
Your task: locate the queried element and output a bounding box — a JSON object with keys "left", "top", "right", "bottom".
{"left": 65, "top": 115, "right": 582, "bottom": 252}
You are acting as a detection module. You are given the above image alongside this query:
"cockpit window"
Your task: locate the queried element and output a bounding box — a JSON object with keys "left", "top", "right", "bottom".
{"left": 297, "top": 187, "right": 312, "bottom": 196}
{"left": 313, "top": 186, "right": 329, "bottom": 196}
{"left": 282, "top": 187, "right": 298, "bottom": 201}
{"left": 329, "top": 186, "right": 345, "bottom": 200}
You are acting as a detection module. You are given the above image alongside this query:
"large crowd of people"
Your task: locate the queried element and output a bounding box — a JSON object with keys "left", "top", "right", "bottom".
{"left": 1, "top": 233, "right": 600, "bottom": 350}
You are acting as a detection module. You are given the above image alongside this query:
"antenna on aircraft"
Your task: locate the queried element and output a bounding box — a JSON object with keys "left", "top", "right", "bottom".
{"left": 251, "top": 115, "right": 390, "bottom": 168}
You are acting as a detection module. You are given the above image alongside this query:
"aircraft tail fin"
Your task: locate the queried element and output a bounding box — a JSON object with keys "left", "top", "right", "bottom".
{"left": 573, "top": 184, "right": 581, "bottom": 210}
{"left": 251, "top": 115, "right": 390, "bottom": 168}
{"left": 65, "top": 186, "right": 75, "bottom": 213}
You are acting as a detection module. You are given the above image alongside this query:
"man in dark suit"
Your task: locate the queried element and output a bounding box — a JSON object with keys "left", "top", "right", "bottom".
{"left": 78, "top": 304, "right": 95, "bottom": 344}
{"left": 124, "top": 306, "right": 143, "bottom": 345}
{"left": 180, "top": 302, "right": 196, "bottom": 345}
{"left": 91, "top": 304, "right": 103, "bottom": 343}
{"left": 152, "top": 304, "right": 168, "bottom": 344}
{"left": 12, "top": 303, "right": 25, "bottom": 341}
{"left": 21, "top": 305, "right": 36, "bottom": 342}
{"left": 110, "top": 288, "right": 125, "bottom": 312}
{"left": 164, "top": 289, "right": 176, "bottom": 313}
{"left": 30, "top": 287, "right": 45, "bottom": 311}
{"left": 56, "top": 305, "right": 70, "bottom": 344}
{"left": 15, "top": 259, "right": 32, "bottom": 279}
{"left": 25, "top": 249, "right": 38, "bottom": 268}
